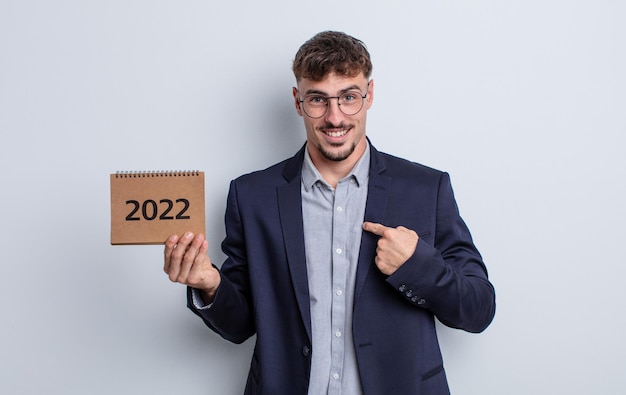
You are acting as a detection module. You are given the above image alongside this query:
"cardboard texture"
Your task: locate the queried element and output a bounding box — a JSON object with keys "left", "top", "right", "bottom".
{"left": 110, "top": 171, "right": 206, "bottom": 245}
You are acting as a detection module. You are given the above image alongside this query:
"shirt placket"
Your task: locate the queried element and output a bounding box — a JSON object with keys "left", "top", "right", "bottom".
{"left": 328, "top": 178, "right": 351, "bottom": 394}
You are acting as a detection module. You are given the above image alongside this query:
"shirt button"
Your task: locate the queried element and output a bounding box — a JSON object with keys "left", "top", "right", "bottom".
{"left": 336, "top": 289, "right": 343, "bottom": 296}
{"left": 333, "top": 373, "right": 340, "bottom": 380}
{"left": 336, "top": 206, "right": 343, "bottom": 212}
{"left": 335, "top": 331, "right": 342, "bottom": 338}
{"left": 336, "top": 248, "right": 342, "bottom": 254}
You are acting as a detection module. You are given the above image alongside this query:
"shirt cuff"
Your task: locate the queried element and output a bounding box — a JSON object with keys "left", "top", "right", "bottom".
{"left": 190, "top": 287, "right": 213, "bottom": 310}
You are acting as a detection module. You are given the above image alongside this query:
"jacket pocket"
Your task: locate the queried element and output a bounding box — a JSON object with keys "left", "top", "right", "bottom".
{"left": 421, "top": 364, "right": 444, "bottom": 381}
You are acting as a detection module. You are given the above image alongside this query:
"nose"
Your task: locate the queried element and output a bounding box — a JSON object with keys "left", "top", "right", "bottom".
{"left": 324, "top": 97, "right": 344, "bottom": 123}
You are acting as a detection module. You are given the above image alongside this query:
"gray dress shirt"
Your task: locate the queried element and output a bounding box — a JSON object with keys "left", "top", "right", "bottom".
{"left": 301, "top": 145, "right": 370, "bottom": 395}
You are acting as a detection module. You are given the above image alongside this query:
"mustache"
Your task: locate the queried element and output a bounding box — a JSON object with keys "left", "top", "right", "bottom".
{"left": 319, "top": 123, "right": 351, "bottom": 131}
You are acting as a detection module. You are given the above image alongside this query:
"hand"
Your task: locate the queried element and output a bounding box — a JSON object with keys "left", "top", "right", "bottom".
{"left": 164, "top": 232, "right": 220, "bottom": 302}
{"left": 362, "top": 222, "right": 419, "bottom": 275}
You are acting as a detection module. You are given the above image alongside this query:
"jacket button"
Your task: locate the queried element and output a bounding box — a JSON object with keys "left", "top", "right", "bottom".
{"left": 405, "top": 289, "right": 413, "bottom": 298}
{"left": 417, "top": 298, "right": 426, "bottom": 305}
{"left": 398, "top": 284, "right": 407, "bottom": 292}
{"left": 302, "top": 346, "right": 311, "bottom": 357}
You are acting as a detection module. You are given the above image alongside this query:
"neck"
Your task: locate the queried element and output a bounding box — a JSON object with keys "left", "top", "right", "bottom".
{"left": 307, "top": 142, "right": 367, "bottom": 188}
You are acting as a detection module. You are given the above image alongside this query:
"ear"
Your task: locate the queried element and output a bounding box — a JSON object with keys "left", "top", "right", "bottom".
{"left": 365, "top": 79, "right": 374, "bottom": 110}
{"left": 293, "top": 86, "right": 303, "bottom": 116}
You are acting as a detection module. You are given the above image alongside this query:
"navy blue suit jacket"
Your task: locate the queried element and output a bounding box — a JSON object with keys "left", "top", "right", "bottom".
{"left": 188, "top": 142, "right": 496, "bottom": 394}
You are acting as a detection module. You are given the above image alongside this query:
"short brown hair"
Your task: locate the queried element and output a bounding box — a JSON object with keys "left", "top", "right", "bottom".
{"left": 292, "top": 31, "right": 372, "bottom": 82}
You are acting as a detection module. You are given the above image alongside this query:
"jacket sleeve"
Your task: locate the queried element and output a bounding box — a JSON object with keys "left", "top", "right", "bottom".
{"left": 186, "top": 180, "right": 256, "bottom": 344}
{"left": 385, "top": 172, "right": 496, "bottom": 333}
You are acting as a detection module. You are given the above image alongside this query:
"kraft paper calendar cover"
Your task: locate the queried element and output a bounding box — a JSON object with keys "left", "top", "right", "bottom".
{"left": 110, "top": 171, "right": 206, "bottom": 245}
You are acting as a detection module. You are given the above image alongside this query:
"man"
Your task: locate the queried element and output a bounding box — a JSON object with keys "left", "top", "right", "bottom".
{"left": 164, "top": 31, "right": 495, "bottom": 394}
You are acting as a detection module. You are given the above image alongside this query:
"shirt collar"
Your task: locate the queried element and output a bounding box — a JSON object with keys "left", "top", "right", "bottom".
{"left": 301, "top": 141, "right": 370, "bottom": 192}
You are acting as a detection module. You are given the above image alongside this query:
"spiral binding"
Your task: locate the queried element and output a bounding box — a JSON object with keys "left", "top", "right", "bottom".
{"left": 114, "top": 170, "right": 201, "bottom": 178}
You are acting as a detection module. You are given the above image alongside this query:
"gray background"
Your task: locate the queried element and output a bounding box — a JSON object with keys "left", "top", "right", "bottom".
{"left": 1, "top": 1, "right": 624, "bottom": 394}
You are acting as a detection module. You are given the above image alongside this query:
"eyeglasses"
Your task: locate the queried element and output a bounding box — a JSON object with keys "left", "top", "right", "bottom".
{"left": 297, "top": 83, "right": 369, "bottom": 119}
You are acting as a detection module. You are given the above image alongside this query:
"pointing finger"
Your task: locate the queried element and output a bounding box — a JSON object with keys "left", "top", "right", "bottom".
{"left": 362, "top": 221, "right": 390, "bottom": 236}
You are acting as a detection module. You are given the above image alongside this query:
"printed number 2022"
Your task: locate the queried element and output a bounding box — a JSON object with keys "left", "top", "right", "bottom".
{"left": 125, "top": 199, "right": 190, "bottom": 221}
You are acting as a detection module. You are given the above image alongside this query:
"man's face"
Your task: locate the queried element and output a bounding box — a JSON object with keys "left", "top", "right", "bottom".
{"left": 293, "top": 72, "right": 373, "bottom": 165}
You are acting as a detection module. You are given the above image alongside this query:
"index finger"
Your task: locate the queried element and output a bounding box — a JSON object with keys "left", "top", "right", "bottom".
{"left": 362, "top": 221, "right": 390, "bottom": 236}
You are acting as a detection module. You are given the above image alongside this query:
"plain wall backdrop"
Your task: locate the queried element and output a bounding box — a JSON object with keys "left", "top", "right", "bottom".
{"left": 1, "top": 1, "right": 624, "bottom": 394}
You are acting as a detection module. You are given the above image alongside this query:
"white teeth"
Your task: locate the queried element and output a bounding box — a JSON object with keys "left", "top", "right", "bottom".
{"left": 325, "top": 130, "right": 347, "bottom": 137}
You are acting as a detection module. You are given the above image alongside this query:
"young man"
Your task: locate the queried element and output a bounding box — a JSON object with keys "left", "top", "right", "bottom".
{"left": 164, "top": 31, "right": 495, "bottom": 394}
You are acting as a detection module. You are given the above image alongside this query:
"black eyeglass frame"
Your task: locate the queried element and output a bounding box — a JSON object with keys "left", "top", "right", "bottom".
{"left": 297, "top": 82, "right": 370, "bottom": 119}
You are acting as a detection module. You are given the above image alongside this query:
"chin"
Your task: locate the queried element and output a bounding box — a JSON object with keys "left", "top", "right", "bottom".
{"left": 320, "top": 143, "right": 356, "bottom": 162}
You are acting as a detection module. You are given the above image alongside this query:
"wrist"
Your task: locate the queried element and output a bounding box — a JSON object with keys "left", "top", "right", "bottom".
{"left": 199, "top": 268, "right": 221, "bottom": 304}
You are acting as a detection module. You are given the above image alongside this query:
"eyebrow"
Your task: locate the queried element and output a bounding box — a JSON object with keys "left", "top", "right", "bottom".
{"left": 302, "top": 84, "right": 363, "bottom": 96}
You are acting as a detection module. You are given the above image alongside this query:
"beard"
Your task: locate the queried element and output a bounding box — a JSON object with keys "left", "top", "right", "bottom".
{"left": 317, "top": 141, "right": 357, "bottom": 162}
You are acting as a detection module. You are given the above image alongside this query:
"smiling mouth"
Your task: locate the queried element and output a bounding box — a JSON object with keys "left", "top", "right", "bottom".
{"left": 320, "top": 126, "right": 350, "bottom": 138}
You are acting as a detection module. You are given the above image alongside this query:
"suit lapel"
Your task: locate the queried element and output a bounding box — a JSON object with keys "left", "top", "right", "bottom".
{"left": 355, "top": 146, "right": 391, "bottom": 302}
{"left": 277, "top": 145, "right": 312, "bottom": 340}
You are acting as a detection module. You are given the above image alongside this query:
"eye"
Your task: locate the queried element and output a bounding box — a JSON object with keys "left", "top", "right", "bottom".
{"left": 340, "top": 92, "right": 358, "bottom": 103}
{"left": 306, "top": 95, "right": 327, "bottom": 105}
